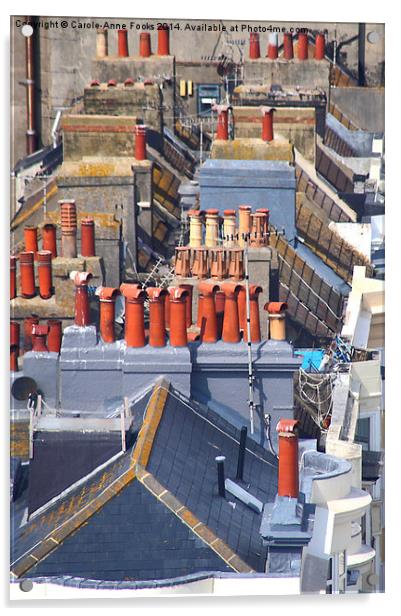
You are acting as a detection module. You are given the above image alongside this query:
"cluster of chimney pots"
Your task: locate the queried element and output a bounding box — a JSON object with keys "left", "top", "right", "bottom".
{"left": 96, "top": 24, "right": 171, "bottom": 60}
{"left": 249, "top": 30, "right": 325, "bottom": 62}
{"left": 176, "top": 205, "right": 270, "bottom": 281}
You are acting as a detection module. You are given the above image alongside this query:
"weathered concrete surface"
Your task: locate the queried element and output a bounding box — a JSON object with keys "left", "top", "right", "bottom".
{"left": 210, "top": 137, "right": 294, "bottom": 162}
{"left": 243, "top": 58, "right": 331, "bottom": 91}
{"left": 23, "top": 352, "right": 59, "bottom": 409}
{"left": 330, "top": 87, "right": 384, "bottom": 132}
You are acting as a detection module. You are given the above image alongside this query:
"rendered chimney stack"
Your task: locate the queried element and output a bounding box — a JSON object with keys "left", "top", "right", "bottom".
{"left": 168, "top": 287, "right": 189, "bottom": 347}
{"left": 205, "top": 210, "right": 219, "bottom": 248}
{"left": 98, "top": 287, "right": 120, "bottom": 343}
{"left": 135, "top": 125, "right": 147, "bottom": 161}
{"left": 315, "top": 32, "right": 325, "bottom": 60}
{"left": 37, "top": 250, "right": 53, "bottom": 299}
{"left": 243, "top": 285, "right": 263, "bottom": 343}
{"left": 96, "top": 28, "right": 108, "bottom": 58}
{"left": 10, "top": 256, "right": 17, "bottom": 299}
{"left": 47, "top": 319, "right": 62, "bottom": 353}
{"left": 59, "top": 200, "right": 77, "bottom": 258}
{"left": 23, "top": 315, "right": 39, "bottom": 352}
{"left": 178, "top": 284, "right": 193, "bottom": 327}
{"left": 267, "top": 32, "right": 278, "bottom": 59}
{"left": 210, "top": 247, "right": 226, "bottom": 279}
{"left": 147, "top": 287, "right": 168, "bottom": 347}
{"left": 174, "top": 246, "right": 191, "bottom": 277}
{"left": 297, "top": 32, "right": 308, "bottom": 60}
{"left": 188, "top": 210, "right": 203, "bottom": 248}
{"left": 276, "top": 418, "right": 300, "bottom": 498}
{"left": 139, "top": 32, "right": 152, "bottom": 57}
{"left": 265, "top": 301, "right": 288, "bottom": 341}
{"left": 261, "top": 106, "right": 275, "bottom": 142}
{"left": 223, "top": 209, "right": 237, "bottom": 247}
{"left": 157, "top": 25, "right": 170, "bottom": 55}
{"left": 198, "top": 282, "right": 219, "bottom": 343}
{"left": 222, "top": 282, "right": 241, "bottom": 343}
{"left": 81, "top": 218, "right": 96, "bottom": 257}
{"left": 214, "top": 105, "right": 229, "bottom": 141}
{"left": 215, "top": 290, "right": 225, "bottom": 339}
{"left": 24, "top": 226, "right": 38, "bottom": 258}
{"left": 238, "top": 205, "right": 252, "bottom": 247}
{"left": 249, "top": 33, "right": 261, "bottom": 59}
{"left": 228, "top": 247, "right": 244, "bottom": 281}
{"left": 283, "top": 32, "right": 294, "bottom": 59}
{"left": 120, "top": 283, "right": 146, "bottom": 348}
{"left": 191, "top": 247, "right": 209, "bottom": 279}
{"left": 31, "top": 324, "right": 49, "bottom": 353}
{"left": 73, "top": 271, "right": 93, "bottom": 327}
{"left": 19, "top": 252, "right": 36, "bottom": 299}
{"left": 117, "top": 29, "right": 129, "bottom": 57}
{"left": 42, "top": 223, "right": 57, "bottom": 258}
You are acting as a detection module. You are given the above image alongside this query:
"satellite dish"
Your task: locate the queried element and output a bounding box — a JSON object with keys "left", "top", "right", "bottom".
{"left": 11, "top": 376, "right": 38, "bottom": 401}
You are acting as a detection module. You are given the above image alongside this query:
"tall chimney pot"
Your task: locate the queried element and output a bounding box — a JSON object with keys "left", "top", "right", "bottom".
{"left": 249, "top": 33, "right": 261, "bottom": 59}
{"left": 98, "top": 287, "right": 120, "bottom": 343}
{"left": 73, "top": 271, "right": 93, "bottom": 327}
{"left": 297, "top": 32, "right": 309, "bottom": 60}
{"left": 37, "top": 250, "right": 53, "bottom": 299}
{"left": 315, "top": 32, "right": 325, "bottom": 60}
{"left": 120, "top": 284, "right": 146, "bottom": 347}
{"left": 24, "top": 226, "right": 38, "bottom": 258}
{"left": 47, "top": 319, "right": 62, "bottom": 353}
{"left": 117, "top": 29, "right": 129, "bottom": 57}
{"left": 59, "top": 200, "right": 78, "bottom": 258}
{"left": 276, "top": 418, "right": 299, "bottom": 498}
{"left": 157, "top": 25, "right": 170, "bottom": 55}
{"left": 135, "top": 125, "right": 147, "bottom": 161}
{"left": 19, "top": 252, "right": 36, "bottom": 299}
{"left": 96, "top": 28, "right": 108, "bottom": 58}
{"left": 213, "top": 105, "right": 229, "bottom": 141}
{"left": 283, "top": 32, "right": 294, "bottom": 59}
{"left": 81, "top": 218, "right": 96, "bottom": 257}
{"left": 198, "top": 282, "right": 219, "bottom": 343}
{"left": 264, "top": 301, "right": 288, "bottom": 341}
{"left": 168, "top": 287, "right": 189, "bottom": 347}
{"left": 42, "top": 223, "right": 57, "bottom": 258}
{"left": 267, "top": 32, "right": 278, "bottom": 59}
{"left": 222, "top": 282, "right": 242, "bottom": 343}
{"left": 139, "top": 32, "right": 152, "bottom": 57}
{"left": 147, "top": 287, "right": 168, "bottom": 347}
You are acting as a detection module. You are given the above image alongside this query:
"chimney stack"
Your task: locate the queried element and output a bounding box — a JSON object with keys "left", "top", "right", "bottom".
{"left": 267, "top": 32, "right": 278, "bottom": 59}
{"left": 315, "top": 32, "right": 325, "bottom": 60}
{"left": 261, "top": 106, "right": 275, "bottom": 142}
{"left": 117, "top": 29, "right": 129, "bottom": 57}
{"left": 42, "top": 223, "right": 57, "bottom": 258}
{"left": 265, "top": 301, "right": 288, "bottom": 341}
{"left": 249, "top": 33, "right": 261, "bottom": 59}
{"left": 283, "top": 32, "right": 294, "bottom": 59}
{"left": 37, "top": 250, "right": 53, "bottom": 299}
{"left": 243, "top": 285, "right": 263, "bottom": 343}
{"left": 188, "top": 210, "right": 203, "bottom": 248}
{"left": 81, "top": 218, "right": 96, "bottom": 257}
{"left": 222, "top": 282, "right": 241, "bottom": 343}
{"left": 147, "top": 287, "right": 168, "bottom": 347}
{"left": 47, "top": 319, "right": 62, "bottom": 353}
{"left": 135, "top": 125, "right": 147, "bottom": 161}
{"left": 59, "top": 200, "right": 78, "bottom": 258}
{"left": 276, "top": 418, "right": 299, "bottom": 499}
{"left": 139, "top": 32, "right": 152, "bottom": 57}
{"left": 73, "top": 272, "right": 93, "bottom": 327}
{"left": 96, "top": 28, "right": 108, "bottom": 58}
{"left": 178, "top": 283, "right": 193, "bottom": 328}
{"left": 297, "top": 32, "right": 308, "bottom": 60}
{"left": 238, "top": 205, "right": 252, "bottom": 247}
{"left": 157, "top": 25, "right": 170, "bottom": 55}
{"left": 214, "top": 105, "right": 229, "bottom": 141}
{"left": 19, "top": 252, "right": 36, "bottom": 299}
{"left": 10, "top": 256, "right": 17, "bottom": 299}
{"left": 24, "top": 226, "right": 38, "bottom": 258}
{"left": 23, "top": 315, "right": 39, "bottom": 352}
{"left": 174, "top": 246, "right": 191, "bottom": 277}
{"left": 168, "top": 287, "right": 189, "bottom": 347}
{"left": 120, "top": 283, "right": 146, "bottom": 348}
{"left": 223, "top": 209, "right": 237, "bottom": 247}
{"left": 98, "top": 287, "right": 120, "bottom": 343}
{"left": 198, "top": 282, "right": 219, "bottom": 343}
{"left": 31, "top": 324, "right": 49, "bottom": 353}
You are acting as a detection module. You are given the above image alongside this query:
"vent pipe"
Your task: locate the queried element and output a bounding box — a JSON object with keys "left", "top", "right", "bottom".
{"left": 215, "top": 456, "right": 226, "bottom": 498}
{"left": 81, "top": 218, "right": 96, "bottom": 257}
{"left": 47, "top": 319, "right": 62, "bottom": 353}
{"left": 23, "top": 315, "right": 39, "bottom": 352}
{"left": 265, "top": 301, "right": 288, "bottom": 341}
{"left": 267, "top": 33, "right": 278, "bottom": 59}
{"left": 98, "top": 287, "right": 120, "bottom": 343}
{"left": 10, "top": 256, "right": 17, "bottom": 299}
{"left": 96, "top": 28, "right": 108, "bottom": 59}
{"left": 120, "top": 283, "right": 146, "bottom": 347}
{"left": 198, "top": 282, "right": 219, "bottom": 343}
{"left": 222, "top": 282, "right": 241, "bottom": 343}
{"left": 147, "top": 287, "right": 168, "bottom": 347}
{"left": 117, "top": 29, "right": 129, "bottom": 57}
{"left": 188, "top": 210, "right": 203, "bottom": 248}
{"left": 139, "top": 32, "right": 152, "bottom": 57}
{"left": 19, "top": 252, "right": 36, "bottom": 299}
{"left": 261, "top": 106, "right": 275, "bottom": 142}
{"left": 157, "top": 25, "right": 170, "bottom": 56}
{"left": 214, "top": 105, "right": 229, "bottom": 141}
{"left": 168, "top": 287, "right": 189, "bottom": 347}
{"left": 238, "top": 205, "right": 251, "bottom": 247}
{"left": 37, "top": 250, "right": 53, "bottom": 299}
{"left": 236, "top": 426, "right": 248, "bottom": 481}
{"left": 283, "top": 32, "right": 294, "bottom": 59}
{"left": 315, "top": 32, "right": 325, "bottom": 60}
{"left": 59, "top": 200, "right": 78, "bottom": 258}
{"left": 276, "top": 418, "right": 299, "bottom": 498}
{"left": 42, "top": 223, "right": 57, "bottom": 258}
{"left": 297, "top": 32, "right": 309, "bottom": 60}
{"left": 24, "top": 226, "right": 38, "bottom": 258}
{"left": 135, "top": 125, "right": 147, "bottom": 161}
{"left": 249, "top": 33, "right": 261, "bottom": 59}
{"left": 31, "top": 324, "right": 49, "bottom": 352}
{"left": 73, "top": 272, "right": 93, "bottom": 326}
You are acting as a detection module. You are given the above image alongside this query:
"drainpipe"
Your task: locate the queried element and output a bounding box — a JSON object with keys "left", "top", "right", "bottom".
{"left": 19, "top": 252, "right": 36, "bottom": 299}
{"left": 47, "top": 319, "right": 62, "bottom": 353}
{"left": 140, "top": 32, "right": 152, "bottom": 58}
{"left": 118, "top": 29, "right": 129, "bottom": 57}
{"left": 80, "top": 218, "right": 96, "bottom": 257}
{"left": 283, "top": 32, "right": 294, "bottom": 60}
{"left": 276, "top": 418, "right": 300, "bottom": 498}
{"left": 59, "top": 200, "right": 77, "bottom": 258}
{"left": 157, "top": 25, "right": 170, "bottom": 56}
{"left": 222, "top": 282, "right": 241, "bottom": 343}
{"left": 168, "top": 287, "right": 189, "bottom": 347}
{"left": 198, "top": 282, "right": 219, "bottom": 343}
{"left": 98, "top": 287, "right": 120, "bottom": 343}
{"left": 42, "top": 223, "right": 57, "bottom": 258}
{"left": 10, "top": 256, "right": 17, "bottom": 299}
{"left": 249, "top": 33, "right": 261, "bottom": 59}
{"left": 73, "top": 272, "right": 93, "bottom": 327}
{"left": 31, "top": 324, "right": 49, "bottom": 352}
{"left": 265, "top": 301, "right": 288, "bottom": 341}
{"left": 37, "top": 250, "right": 53, "bottom": 299}
{"left": 147, "top": 287, "right": 168, "bottom": 347}
{"left": 358, "top": 23, "right": 366, "bottom": 86}
{"left": 120, "top": 284, "right": 146, "bottom": 347}
{"left": 25, "top": 16, "right": 38, "bottom": 155}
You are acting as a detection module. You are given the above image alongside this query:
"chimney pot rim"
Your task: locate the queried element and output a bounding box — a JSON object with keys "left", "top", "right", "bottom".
{"left": 98, "top": 286, "right": 120, "bottom": 301}
{"left": 264, "top": 301, "right": 288, "bottom": 314}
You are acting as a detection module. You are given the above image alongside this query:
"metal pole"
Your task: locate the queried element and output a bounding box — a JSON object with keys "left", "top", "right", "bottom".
{"left": 236, "top": 426, "right": 247, "bottom": 481}
{"left": 121, "top": 401, "right": 126, "bottom": 453}
{"left": 244, "top": 240, "right": 255, "bottom": 434}
{"left": 215, "top": 456, "right": 226, "bottom": 498}
{"left": 25, "top": 16, "right": 38, "bottom": 155}
{"left": 200, "top": 120, "right": 203, "bottom": 163}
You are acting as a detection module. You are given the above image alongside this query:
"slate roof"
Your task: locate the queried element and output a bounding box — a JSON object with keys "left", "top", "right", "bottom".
{"left": 11, "top": 379, "right": 279, "bottom": 583}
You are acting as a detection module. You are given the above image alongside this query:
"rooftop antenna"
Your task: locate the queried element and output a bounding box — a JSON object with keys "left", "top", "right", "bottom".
{"left": 244, "top": 236, "right": 255, "bottom": 434}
